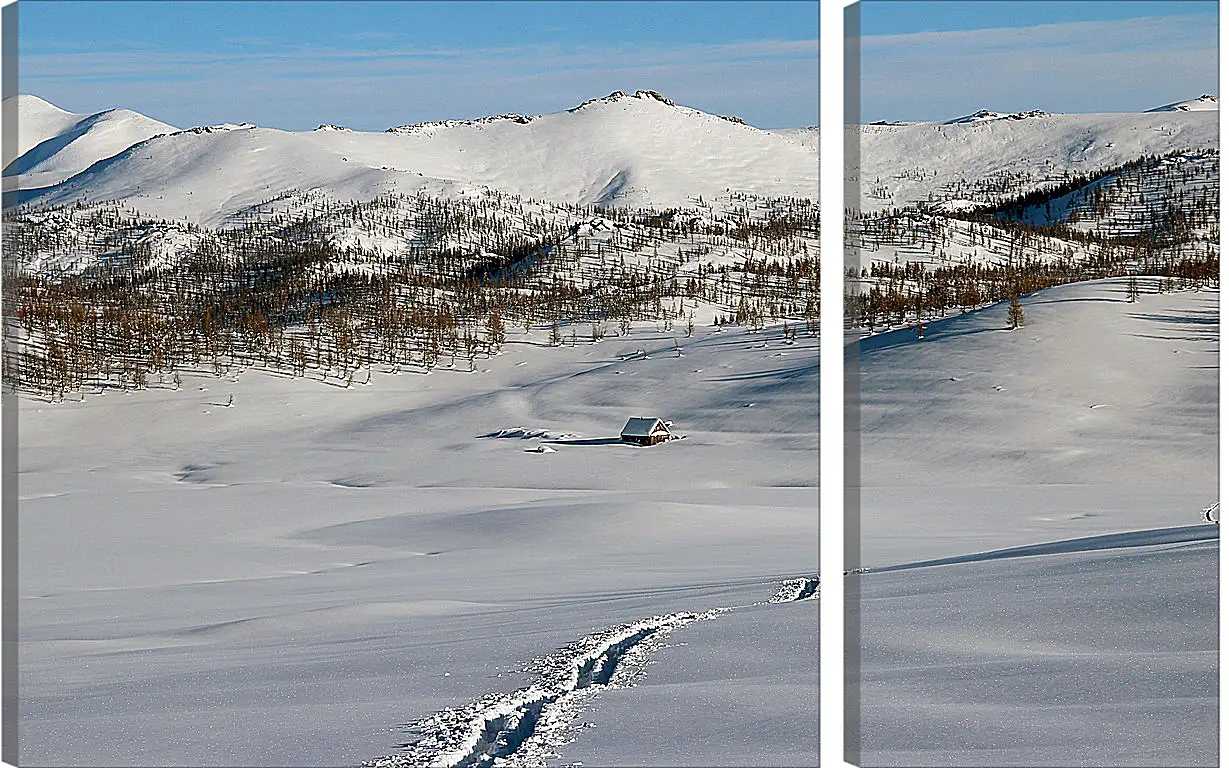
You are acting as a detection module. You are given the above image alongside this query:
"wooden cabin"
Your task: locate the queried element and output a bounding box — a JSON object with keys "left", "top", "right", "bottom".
{"left": 620, "top": 417, "right": 674, "bottom": 446}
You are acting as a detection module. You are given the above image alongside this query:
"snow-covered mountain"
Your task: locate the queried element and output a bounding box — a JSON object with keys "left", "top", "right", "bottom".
{"left": 16, "top": 91, "right": 818, "bottom": 227}
{"left": 301, "top": 90, "right": 817, "bottom": 206}
{"left": 6, "top": 94, "right": 178, "bottom": 189}
{"left": 22, "top": 123, "right": 480, "bottom": 228}
{"left": 858, "top": 104, "right": 1217, "bottom": 211}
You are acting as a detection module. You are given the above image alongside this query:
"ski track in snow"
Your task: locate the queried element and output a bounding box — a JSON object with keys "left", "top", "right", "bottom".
{"left": 365, "top": 577, "right": 818, "bottom": 768}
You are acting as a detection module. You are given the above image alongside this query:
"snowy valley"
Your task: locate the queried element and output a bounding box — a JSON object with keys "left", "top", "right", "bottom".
{"left": 7, "top": 91, "right": 819, "bottom": 767}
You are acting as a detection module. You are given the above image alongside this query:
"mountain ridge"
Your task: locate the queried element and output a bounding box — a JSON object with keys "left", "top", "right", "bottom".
{"left": 17, "top": 90, "right": 819, "bottom": 225}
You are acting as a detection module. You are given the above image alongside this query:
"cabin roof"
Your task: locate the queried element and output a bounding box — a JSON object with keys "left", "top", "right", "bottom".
{"left": 621, "top": 417, "right": 671, "bottom": 436}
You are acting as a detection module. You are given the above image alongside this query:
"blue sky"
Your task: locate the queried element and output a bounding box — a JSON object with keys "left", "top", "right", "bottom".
{"left": 857, "top": 1, "right": 1218, "bottom": 122}
{"left": 17, "top": 1, "right": 819, "bottom": 130}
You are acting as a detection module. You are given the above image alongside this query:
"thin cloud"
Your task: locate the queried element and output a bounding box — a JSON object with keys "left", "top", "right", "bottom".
{"left": 22, "top": 38, "right": 815, "bottom": 81}
{"left": 860, "top": 13, "right": 1211, "bottom": 51}
{"left": 22, "top": 38, "right": 817, "bottom": 130}
{"left": 860, "top": 13, "right": 1217, "bottom": 121}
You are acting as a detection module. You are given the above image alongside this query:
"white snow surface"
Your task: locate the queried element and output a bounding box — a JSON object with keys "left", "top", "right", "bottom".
{"left": 21, "top": 91, "right": 818, "bottom": 227}
{"left": 853, "top": 279, "right": 1218, "bottom": 766}
{"left": 852, "top": 527, "right": 1216, "bottom": 767}
{"left": 18, "top": 322, "right": 818, "bottom": 766}
{"left": 768, "top": 125, "right": 819, "bottom": 151}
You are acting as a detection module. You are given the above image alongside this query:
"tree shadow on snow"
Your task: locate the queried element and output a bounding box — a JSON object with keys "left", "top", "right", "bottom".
{"left": 707, "top": 362, "right": 818, "bottom": 383}
{"left": 1128, "top": 311, "right": 1219, "bottom": 342}
{"left": 857, "top": 324, "right": 1003, "bottom": 357}
{"left": 1028, "top": 296, "right": 1122, "bottom": 306}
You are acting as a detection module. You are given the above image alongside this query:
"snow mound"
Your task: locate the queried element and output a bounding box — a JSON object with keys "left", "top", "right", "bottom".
{"left": 768, "top": 576, "right": 819, "bottom": 602}
{"left": 945, "top": 108, "right": 1050, "bottom": 124}
{"left": 858, "top": 528, "right": 1217, "bottom": 766}
{"left": 386, "top": 113, "right": 536, "bottom": 134}
{"left": 174, "top": 122, "right": 257, "bottom": 135}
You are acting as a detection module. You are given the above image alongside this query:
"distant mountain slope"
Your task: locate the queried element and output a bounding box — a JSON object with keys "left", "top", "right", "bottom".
{"left": 11, "top": 94, "right": 83, "bottom": 156}
{"left": 302, "top": 90, "right": 818, "bottom": 209}
{"left": 19, "top": 91, "right": 818, "bottom": 225}
{"left": 1145, "top": 94, "right": 1218, "bottom": 112}
{"left": 769, "top": 125, "right": 818, "bottom": 150}
{"left": 857, "top": 109, "right": 1217, "bottom": 210}
{"left": 24, "top": 125, "right": 478, "bottom": 228}
{"left": 7, "top": 95, "right": 178, "bottom": 188}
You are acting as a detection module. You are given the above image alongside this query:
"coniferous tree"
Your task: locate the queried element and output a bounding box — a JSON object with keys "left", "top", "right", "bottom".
{"left": 486, "top": 311, "right": 506, "bottom": 353}
{"left": 1008, "top": 297, "right": 1025, "bottom": 329}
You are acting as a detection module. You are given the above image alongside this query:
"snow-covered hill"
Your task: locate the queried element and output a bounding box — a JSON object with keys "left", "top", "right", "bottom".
{"left": 859, "top": 280, "right": 1217, "bottom": 504}
{"left": 6, "top": 95, "right": 178, "bottom": 189}
{"left": 18, "top": 91, "right": 818, "bottom": 226}
{"left": 21, "top": 124, "right": 478, "bottom": 228}
{"left": 853, "top": 279, "right": 1218, "bottom": 765}
{"left": 857, "top": 107, "right": 1217, "bottom": 211}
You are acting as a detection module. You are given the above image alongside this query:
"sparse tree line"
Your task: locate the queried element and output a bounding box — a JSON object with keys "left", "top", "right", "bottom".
{"left": 929, "top": 167, "right": 1042, "bottom": 206}
{"left": 4, "top": 190, "right": 818, "bottom": 401}
{"left": 846, "top": 150, "right": 1218, "bottom": 334}
{"left": 946, "top": 152, "right": 1219, "bottom": 252}
{"left": 844, "top": 245, "right": 1216, "bottom": 334}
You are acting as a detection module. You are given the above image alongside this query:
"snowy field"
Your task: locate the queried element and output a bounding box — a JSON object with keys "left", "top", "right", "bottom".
{"left": 851, "top": 278, "right": 1218, "bottom": 766}
{"left": 17, "top": 322, "right": 818, "bottom": 766}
